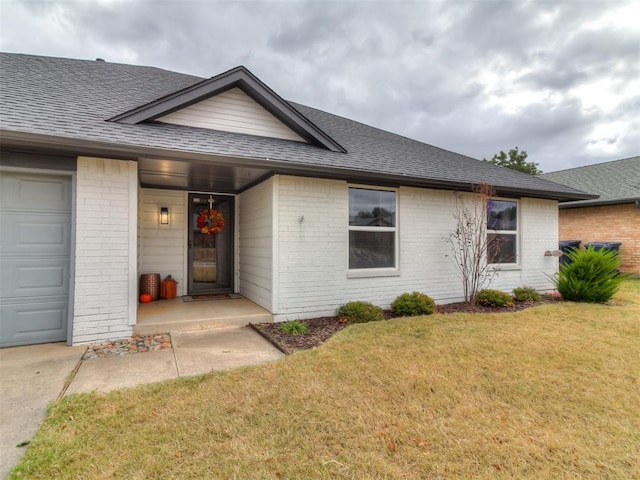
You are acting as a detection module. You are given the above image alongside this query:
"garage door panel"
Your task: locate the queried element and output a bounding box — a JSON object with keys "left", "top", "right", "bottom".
{"left": 0, "top": 174, "right": 72, "bottom": 212}
{"left": 0, "top": 171, "right": 71, "bottom": 348}
{"left": 1, "top": 259, "right": 69, "bottom": 297}
{"left": 0, "top": 212, "right": 71, "bottom": 255}
{"left": 0, "top": 302, "right": 67, "bottom": 347}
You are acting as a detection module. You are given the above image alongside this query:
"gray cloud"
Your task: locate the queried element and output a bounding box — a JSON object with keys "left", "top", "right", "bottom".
{"left": 1, "top": 0, "right": 638, "bottom": 172}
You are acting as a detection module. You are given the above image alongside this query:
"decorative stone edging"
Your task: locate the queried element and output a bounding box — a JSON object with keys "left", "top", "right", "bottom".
{"left": 82, "top": 334, "right": 172, "bottom": 360}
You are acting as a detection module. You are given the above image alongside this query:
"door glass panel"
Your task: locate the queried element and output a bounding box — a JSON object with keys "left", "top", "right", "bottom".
{"left": 188, "top": 194, "right": 233, "bottom": 294}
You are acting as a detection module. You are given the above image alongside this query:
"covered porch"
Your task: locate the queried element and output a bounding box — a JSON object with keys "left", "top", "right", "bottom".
{"left": 136, "top": 154, "right": 277, "bottom": 317}
{"left": 134, "top": 295, "right": 273, "bottom": 336}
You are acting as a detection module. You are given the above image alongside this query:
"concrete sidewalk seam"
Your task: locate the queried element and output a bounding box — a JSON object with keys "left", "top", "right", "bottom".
{"left": 170, "top": 333, "right": 181, "bottom": 377}
{"left": 57, "top": 348, "right": 87, "bottom": 400}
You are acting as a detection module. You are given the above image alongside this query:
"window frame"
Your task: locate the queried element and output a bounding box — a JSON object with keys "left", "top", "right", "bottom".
{"left": 486, "top": 197, "right": 519, "bottom": 266}
{"left": 347, "top": 185, "right": 399, "bottom": 276}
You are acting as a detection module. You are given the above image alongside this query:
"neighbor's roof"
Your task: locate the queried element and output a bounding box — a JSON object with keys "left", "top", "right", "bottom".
{"left": 0, "top": 52, "right": 593, "bottom": 201}
{"left": 541, "top": 157, "right": 640, "bottom": 208}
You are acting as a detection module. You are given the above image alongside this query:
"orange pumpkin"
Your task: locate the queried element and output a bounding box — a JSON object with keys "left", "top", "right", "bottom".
{"left": 139, "top": 293, "right": 152, "bottom": 303}
{"left": 161, "top": 275, "right": 178, "bottom": 300}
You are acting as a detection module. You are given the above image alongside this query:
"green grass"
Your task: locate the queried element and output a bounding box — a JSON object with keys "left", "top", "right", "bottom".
{"left": 12, "top": 281, "right": 640, "bottom": 479}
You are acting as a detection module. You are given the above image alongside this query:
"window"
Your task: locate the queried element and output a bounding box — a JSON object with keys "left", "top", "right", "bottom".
{"left": 487, "top": 199, "right": 518, "bottom": 264}
{"left": 349, "top": 187, "right": 397, "bottom": 269}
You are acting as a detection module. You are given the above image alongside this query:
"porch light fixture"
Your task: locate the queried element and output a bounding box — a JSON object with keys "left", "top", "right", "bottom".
{"left": 160, "top": 207, "right": 169, "bottom": 225}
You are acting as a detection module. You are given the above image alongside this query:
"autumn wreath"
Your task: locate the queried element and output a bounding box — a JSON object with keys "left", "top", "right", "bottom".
{"left": 197, "top": 209, "right": 225, "bottom": 235}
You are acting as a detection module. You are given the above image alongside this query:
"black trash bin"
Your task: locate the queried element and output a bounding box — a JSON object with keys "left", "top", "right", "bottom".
{"left": 559, "top": 240, "right": 581, "bottom": 265}
{"left": 584, "top": 242, "right": 622, "bottom": 254}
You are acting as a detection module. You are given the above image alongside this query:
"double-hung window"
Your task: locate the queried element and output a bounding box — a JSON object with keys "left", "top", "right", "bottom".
{"left": 348, "top": 187, "right": 397, "bottom": 269}
{"left": 487, "top": 199, "right": 518, "bottom": 264}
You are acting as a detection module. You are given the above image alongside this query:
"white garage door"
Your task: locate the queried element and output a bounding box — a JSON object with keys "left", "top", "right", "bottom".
{"left": 0, "top": 172, "right": 72, "bottom": 347}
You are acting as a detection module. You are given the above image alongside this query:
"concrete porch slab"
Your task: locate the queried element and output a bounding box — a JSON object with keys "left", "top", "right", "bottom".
{"left": 134, "top": 296, "right": 273, "bottom": 336}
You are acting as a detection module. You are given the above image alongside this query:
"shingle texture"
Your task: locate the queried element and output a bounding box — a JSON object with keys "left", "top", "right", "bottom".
{"left": 1, "top": 52, "right": 590, "bottom": 200}
{"left": 541, "top": 157, "right": 640, "bottom": 207}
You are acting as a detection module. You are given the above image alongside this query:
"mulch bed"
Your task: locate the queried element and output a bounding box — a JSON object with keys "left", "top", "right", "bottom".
{"left": 251, "top": 297, "right": 563, "bottom": 354}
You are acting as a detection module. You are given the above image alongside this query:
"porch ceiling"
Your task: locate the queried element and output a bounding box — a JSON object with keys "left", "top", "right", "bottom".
{"left": 138, "top": 157, "right": 273, "bottom": 193}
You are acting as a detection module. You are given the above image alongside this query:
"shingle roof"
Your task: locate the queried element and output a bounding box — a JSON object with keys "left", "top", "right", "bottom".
{"left": 541, "top": 157, "right": 640, "bottom": 208}
{"left": 0, "top": 52, "right": 592, "bottom": 201}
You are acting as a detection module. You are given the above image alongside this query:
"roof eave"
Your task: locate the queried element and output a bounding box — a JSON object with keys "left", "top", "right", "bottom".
{"left": 559, "top": 197, "right": 640, "bottom": 209}
{"left": 0, "top": 130, "right": 597, "bottom": 202}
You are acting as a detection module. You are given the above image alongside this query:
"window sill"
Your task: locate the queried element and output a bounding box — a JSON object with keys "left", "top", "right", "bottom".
{"left": 491, "top": 264, "right": 522, "bottom": 271}
{"left": 347, "top": 268, "right": 401, "bottom": 279}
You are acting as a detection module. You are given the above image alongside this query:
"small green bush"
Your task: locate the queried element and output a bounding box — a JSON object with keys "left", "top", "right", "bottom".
{"left": 553, "top": 246, "right": 624, "bottom": 303}
{"left": 279, "top": 320, "right": 308, "bottom": 335}
{"left": 476, "top": 289, "right": 514, "bottom": 307}
{"left": 336, "top": 301, "right": 384, "bottom": 324}
{"left": 513, "top": 286, "right": 542, "bottom": 303}
{"left": 391, "top": 292, "right": 436, "bottom": 316}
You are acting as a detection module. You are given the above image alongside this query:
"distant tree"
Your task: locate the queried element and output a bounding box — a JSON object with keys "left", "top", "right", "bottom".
{"left": 483, "top": 147, "right": 542, "bottom": 175}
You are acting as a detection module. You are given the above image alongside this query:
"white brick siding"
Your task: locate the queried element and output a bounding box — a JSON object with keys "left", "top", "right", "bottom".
{"left": 273, "top": 176, "right": 559, "bottom": 321}
{"left": 491, "top": 197, "right": 559, "bottom": 292}
{"left": 72, "top": 157, "right": 137, "bottom": 343}
{"left": 238, "top": 177, "right": 274, "bottom": 311}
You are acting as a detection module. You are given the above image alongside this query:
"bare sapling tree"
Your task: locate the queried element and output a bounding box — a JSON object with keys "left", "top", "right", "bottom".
{"left": 444, "top": 183, "right": 501, "bottom": 304}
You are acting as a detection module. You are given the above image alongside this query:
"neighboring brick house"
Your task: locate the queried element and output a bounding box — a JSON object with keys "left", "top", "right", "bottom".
{"left": 541, "top": 157, "right": 640, "bottom": 275}
{"left": 1, "top": 53, "right": 593, "bottom": 347}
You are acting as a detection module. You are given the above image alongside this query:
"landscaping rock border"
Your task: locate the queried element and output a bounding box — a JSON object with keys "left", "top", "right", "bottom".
{"left": 82, "top": 334, "right": 172, "bottom": 360}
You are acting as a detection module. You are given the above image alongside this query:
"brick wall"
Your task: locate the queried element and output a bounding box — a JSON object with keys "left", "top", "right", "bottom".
{"left": 274, "top": 176, "right": 560, "bottom": 321}
{"left": 73, "top": 157, "right": 137, "bottom": 343}
{"left": 559, "top": 203, "right": 640, "bottom": 274}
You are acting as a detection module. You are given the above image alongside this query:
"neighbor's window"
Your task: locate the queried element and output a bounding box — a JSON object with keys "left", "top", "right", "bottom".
{"left": 487, "top": 199, "right": 518, "bottom": 264}
{"left": 349, "top": 187, "right": 397, "bottom": 269}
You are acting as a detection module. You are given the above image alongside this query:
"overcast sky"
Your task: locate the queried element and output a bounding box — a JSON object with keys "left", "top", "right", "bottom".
{"left": 1, "top": 0, "right": 638, "bottom": 172}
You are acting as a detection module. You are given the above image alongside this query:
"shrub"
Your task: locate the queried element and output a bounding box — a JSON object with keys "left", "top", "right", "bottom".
{"left": 279, "top": 320, "right": 308, "bottom": 335}
{"left": 553, "top": 247, "right": 624, "bottom": 303}
{"left": 336, "top": 301, "right": 384, "bottom": 324}
{"left": 391, "top": 292, "right": 436, "bottom": 316}
{"left": 513, "top": 286, "right": 542, "bottom": 303}
{"left": 476, "top": 289, "right": 514, "bottom": 307}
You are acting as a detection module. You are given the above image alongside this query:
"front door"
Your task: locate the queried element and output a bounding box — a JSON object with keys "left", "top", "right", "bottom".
{"left": 188, "top": 193, "right": 234, "bottom": 295}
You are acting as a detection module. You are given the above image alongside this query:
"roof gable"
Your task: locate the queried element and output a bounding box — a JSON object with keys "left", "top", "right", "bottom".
{"left": 157, "top": 87, "right": 306, "bottom": 142}
{"left": 109, "top": 65, "right": 345, "bottom": 152}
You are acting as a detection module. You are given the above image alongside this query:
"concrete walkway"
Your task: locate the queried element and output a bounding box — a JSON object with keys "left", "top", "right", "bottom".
{"left": 0, "top": 326, "right": 284, "bottom": 479}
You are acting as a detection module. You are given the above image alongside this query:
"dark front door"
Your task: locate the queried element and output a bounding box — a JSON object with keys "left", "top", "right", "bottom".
{"left": 188, "top": 193, "right": 234, "bottom": 295}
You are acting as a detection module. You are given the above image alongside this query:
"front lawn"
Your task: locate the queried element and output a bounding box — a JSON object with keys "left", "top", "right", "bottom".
{"left": 12, "top": 281, "right": 640, "bottom": 479}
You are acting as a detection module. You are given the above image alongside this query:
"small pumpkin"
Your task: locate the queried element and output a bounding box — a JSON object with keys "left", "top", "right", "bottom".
{"left": 139, "top": 293, "right": 152, "bottom": 303}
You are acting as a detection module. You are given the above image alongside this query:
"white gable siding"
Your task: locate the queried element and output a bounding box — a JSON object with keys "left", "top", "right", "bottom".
{"left": 157, "top": 87, "right": 306, "bottom": 142}
{"left": 73, "top": 157, "right": 137, "bottom": 343}
{"left": 238, "top": 178, "right": 274, "bottom": 311}
{"left": 139, "top": 189, "right": 187, "bottom": 296}
{"left": 273, "top": 176, "right": 559, "bottom": 321}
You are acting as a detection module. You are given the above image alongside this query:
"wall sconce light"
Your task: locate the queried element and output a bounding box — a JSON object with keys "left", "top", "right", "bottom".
{"left": 160, "top": 207, "right": 169, "bottom": 225}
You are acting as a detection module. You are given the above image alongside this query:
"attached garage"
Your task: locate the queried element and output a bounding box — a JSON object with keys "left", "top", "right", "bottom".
{"left": 0, "top": 171, "right": 73, "bottom": 347}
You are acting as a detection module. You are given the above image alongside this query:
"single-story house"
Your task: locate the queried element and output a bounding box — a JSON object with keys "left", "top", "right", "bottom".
{"left": 0, "top": 53, "right": 593, "bottom": 347}
{"left": 541, "top": 157, "right": 640, "bottom": 275}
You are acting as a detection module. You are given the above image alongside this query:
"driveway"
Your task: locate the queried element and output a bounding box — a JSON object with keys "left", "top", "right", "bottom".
{"left": 0, "top": 326, "right": 284, "bottom": 479}
{"left": 0, "top": 342, "right": 85, "bottom": 479}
